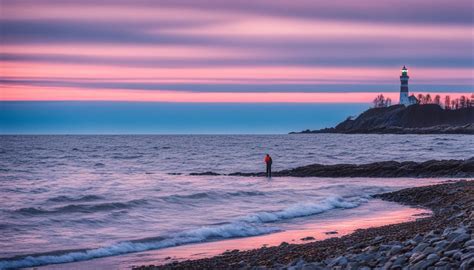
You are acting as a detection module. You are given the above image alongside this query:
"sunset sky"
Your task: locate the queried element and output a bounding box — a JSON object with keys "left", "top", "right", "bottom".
{"left": 1, "top": 0, "right": 473, "bottom": 133}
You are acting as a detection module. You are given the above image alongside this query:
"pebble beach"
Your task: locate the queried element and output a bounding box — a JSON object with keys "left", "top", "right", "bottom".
{"left": 134, "top": 180, "right": 474, "bottom": 270}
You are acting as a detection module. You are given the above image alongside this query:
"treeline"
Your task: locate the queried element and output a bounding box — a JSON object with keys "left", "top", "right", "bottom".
{"left": 373, "top": 94, "right": 474, "bottom": 109}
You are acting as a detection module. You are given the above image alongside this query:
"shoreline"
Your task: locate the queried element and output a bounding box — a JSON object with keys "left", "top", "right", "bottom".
{"left": 189, "top": 158, "right": 474, "bottom": 178}
{"left": 31, "top": 199, "right": 429, "bottom": 270}
{"left": 135, "top": 180, "right": 474, "bottom": 270}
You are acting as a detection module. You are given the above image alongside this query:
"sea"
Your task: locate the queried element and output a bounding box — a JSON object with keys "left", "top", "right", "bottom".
{"left": 0, "top": 134, "right": 472, "bottom": 269}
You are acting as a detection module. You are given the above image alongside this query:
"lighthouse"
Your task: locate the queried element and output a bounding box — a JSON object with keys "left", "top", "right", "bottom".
{"left": 399, "top": 65, "right": 410, "bottom": 105}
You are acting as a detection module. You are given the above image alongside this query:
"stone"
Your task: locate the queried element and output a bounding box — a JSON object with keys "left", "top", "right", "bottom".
{"left": 460, "top": 257, "right": 474, "bottom": 270}
{"left": 411, "top": 257, "right": 438, "bottom": 270}
{"left": 413, "top": 234, "right": 424, "bottom": 243}
{"left": 409, "top": 252, "right": 427, "bottom": 264}
{"left": 443, "top": 249, "right": 459, "bottom": 257}
{"left": 460, "top": 252, "right": 474, "bottom": 261}
{"left": 452, "top": 233, "right": 470, "bottom": 244}
{"left": 445, "top": 241, "right": 463, "bottom": 251}
{"left": 464, "top": 239, "right": 474, "bottom": 247}
{"left": 427, "top": 253, "right": 440, "bottom": 261}
{"left": 391, "top": 255, "right": 407, "bottom": 268}
{"left": 334, "top": 256, "right": 348, "bottom": 266}
{"left": 453, "top": 251, "right": 463, "bottom": 260}
{"left": 301, "top": 263, "right": 323, "bottom": 270}
{"left": 412, "top": 242, "right": 429, "bottom": 253}
{"left": 434, "top": 240, "right": 449, "bottom": 250}
{"left": 300, "top": 236, "right": 315, "bottom": 241}
{"left": 372, "top": 236, "right": 385, "bottom": 243}
{"left": 423, "top": 246, "right": 435, "bottom": 254}
{"left": 389, "top": 245, "right": 403, "bottom": 256}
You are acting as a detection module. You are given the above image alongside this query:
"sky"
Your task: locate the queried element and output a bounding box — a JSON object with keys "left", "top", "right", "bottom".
{"left": 0, "top": 0, "right": 473, "bottom": 133}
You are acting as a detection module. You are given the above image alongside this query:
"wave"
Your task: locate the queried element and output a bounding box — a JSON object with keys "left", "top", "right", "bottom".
{"left": 242, "top": 196, "right": 359, "bottom": 223}
{"left": 47, "top": 194, "right": 104, "bottom": 203}
{"left": 15, "top": 199, "right": 147, "bottom": 215}
{"left": 0, "top": 222, "right": 279, "bottom": 269}
{"left": 1, "top": 196, "right": 365, "bottom": 269}
{"left": 161, "top": 190, "right": 265, "bottom": 202}
{"left": 111, "top": 155, "right": 143, "bottom": 160}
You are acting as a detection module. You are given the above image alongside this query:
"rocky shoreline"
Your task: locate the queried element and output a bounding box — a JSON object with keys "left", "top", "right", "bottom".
{"left": 133, "top": 180, "right": 473, "bottom": 270}
{"left": 290, "top": 104, "right": 474, "bottom": 135}
{"left": 292, "top": 123, "right": 474, "bottom": 135}
{"left": 189, "top": 158, "right": 474, "bottom": 178}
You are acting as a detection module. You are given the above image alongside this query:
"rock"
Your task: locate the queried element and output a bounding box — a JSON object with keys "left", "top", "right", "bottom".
{"left": 412, "top": 242, "right": 429, "bottom": 253}
{"left": 434, "top": 240, "right": 449, "bottom": 250}
{"left": 293, "top": 105, "right": 474, "bottom": 136}
{"left": 371, "top": 236, "right": 385, "bottom": 244}
{"left": 427, "top": 253, "right": 440, "bottom": 261}
{"left": 464, "top": 239, "right": 474, "bottom": 247}
{"left": 324, "top": 231, "right": 338, "bottom": 235}
{"left": 409, "top": 252, "right": 427, "bottom": 264}
{"left": 412, "top": 234, "right": 424, "bottom": 243}
{"left": 301, "top": 263, "right": 324, "bottom": 270}
{"left": 392, "top": 255, "right": 407, "bottom": 268}
{"left": 389, "top": 245, "right": 403, "bottom": 256}
{"left": 453, "top": 251, "right": 463, "bottom": 260}
{"left": 300, "top": 236, "right": 315, "bottom": 241}
{"left": 411, "top": 256, "right": 438, "bottom": 270}
{"left": 452, "top": 233, "right": 471, "bottom": 244}
{"left": 333, "top": 256, "right": 348, "bottom": 266}
{"left": 445, "top": 241, "right": 463, "bottom": 251}
{"left": 460, "top": 257, "right": 474, "bottom": 270}
{"left": 443, "top": 249, "right": 459, "bottom": 257}
{"left": 460, "top": 252, "right": 474, "bottom": 261}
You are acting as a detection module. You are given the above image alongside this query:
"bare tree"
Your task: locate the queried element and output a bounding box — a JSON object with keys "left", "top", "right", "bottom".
{"left": 417, "top": 94, "right": 424, "bottom": 104}
{"left": 386, "top": 97, "right": 392, "bottom": 107}
{"left": 373, "top": 94, "right": 386, "bottom": 108}
{"left": 425, "top": 94, "right": 432, "bottom": 104}
{"left": 445, "top": 95, "right": 451, "bottom": 109}
{"left": 434, "top": 95, "right": 441, "bottom": 106}
{"left": 460, "top": 96, "right": 467, "bottom": 108}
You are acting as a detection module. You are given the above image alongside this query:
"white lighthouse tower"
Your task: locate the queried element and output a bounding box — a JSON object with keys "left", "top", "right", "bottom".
{"left": 399, "top": 65, "right": 410, "bottom": 106}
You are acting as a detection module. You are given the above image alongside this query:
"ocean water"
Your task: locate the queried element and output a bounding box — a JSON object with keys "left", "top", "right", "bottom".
{"left": 0, "top": 134, "right": 472, "bottom": 269}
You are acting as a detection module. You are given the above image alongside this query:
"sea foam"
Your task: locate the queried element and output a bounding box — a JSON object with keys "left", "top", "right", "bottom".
{"left": 0, "top": 196, "right": 361, "bottom": 269}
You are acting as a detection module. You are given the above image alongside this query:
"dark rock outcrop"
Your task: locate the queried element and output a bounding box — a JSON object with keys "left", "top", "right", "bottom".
{"left": 291, "top": 104, "right": 474, "bottom": 134}
{"left": 190, "top": 158, "right": 474, "bottom": 178}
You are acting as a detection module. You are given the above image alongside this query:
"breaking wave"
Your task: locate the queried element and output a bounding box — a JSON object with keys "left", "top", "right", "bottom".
{"left": 0, "top": 195, "right": 362, "bottom": 269}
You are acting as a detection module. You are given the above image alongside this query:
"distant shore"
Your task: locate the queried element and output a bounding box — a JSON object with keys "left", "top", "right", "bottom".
{"left": 189, "top": 158, "right": 474, "bottom": 178}
{"left": 290, "top": 104, "right": 474, "bottom": 135}
{"left": 134, "top": 180, "right": 474, "bottom": 270}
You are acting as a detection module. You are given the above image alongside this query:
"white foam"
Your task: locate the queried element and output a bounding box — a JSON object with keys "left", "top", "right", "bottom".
{"left": 243, "top": 196, "right": 360, "bottom": 223}
{"left": 0, "top": 222, "right": 278, "bottom": 269}
{"left": 0, "top": 196, "right": 363, "bottom": 269}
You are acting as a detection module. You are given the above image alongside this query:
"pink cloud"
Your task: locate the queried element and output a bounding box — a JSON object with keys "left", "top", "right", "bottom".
{"left": 1, "top": 84, "right": 468, "bottom": 103}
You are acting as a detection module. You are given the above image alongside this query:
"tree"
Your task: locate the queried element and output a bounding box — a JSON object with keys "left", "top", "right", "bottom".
{"left": 445, "top": 95, "right": 451, "bottom": 109}
{"left": 417, "top": 94, "right": 424, "bottom": 104}
{"left": 373, "top": 94, "right": 386, "bottom": 108}
{"left": 433, "top": 95, "right": 441, "bottom": 106}
{"left": 425, "top": 94, "right": 432, "bottom": 104}
{"left": 459, "top": 96, "right": 466, "bottom": 108}
{"left": 386, "top": 97, "right": 392, "bottom": 107}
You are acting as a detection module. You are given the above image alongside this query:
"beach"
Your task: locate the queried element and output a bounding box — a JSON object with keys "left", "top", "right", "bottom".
{"left": 1, "top": 135, "right": 473, "bottom": 269}
{"left": 135, "top": 180, "right": 474, "bottom": 270}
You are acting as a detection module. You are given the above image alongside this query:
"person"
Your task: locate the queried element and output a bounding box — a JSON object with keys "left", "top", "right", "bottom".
{"left": 264, "top": 154, "right": 272, "bottom": 178}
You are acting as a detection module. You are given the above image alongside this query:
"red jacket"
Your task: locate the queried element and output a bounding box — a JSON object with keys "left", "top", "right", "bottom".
{"left": 264, "top": 156, "right": 272, "bottom": 164}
